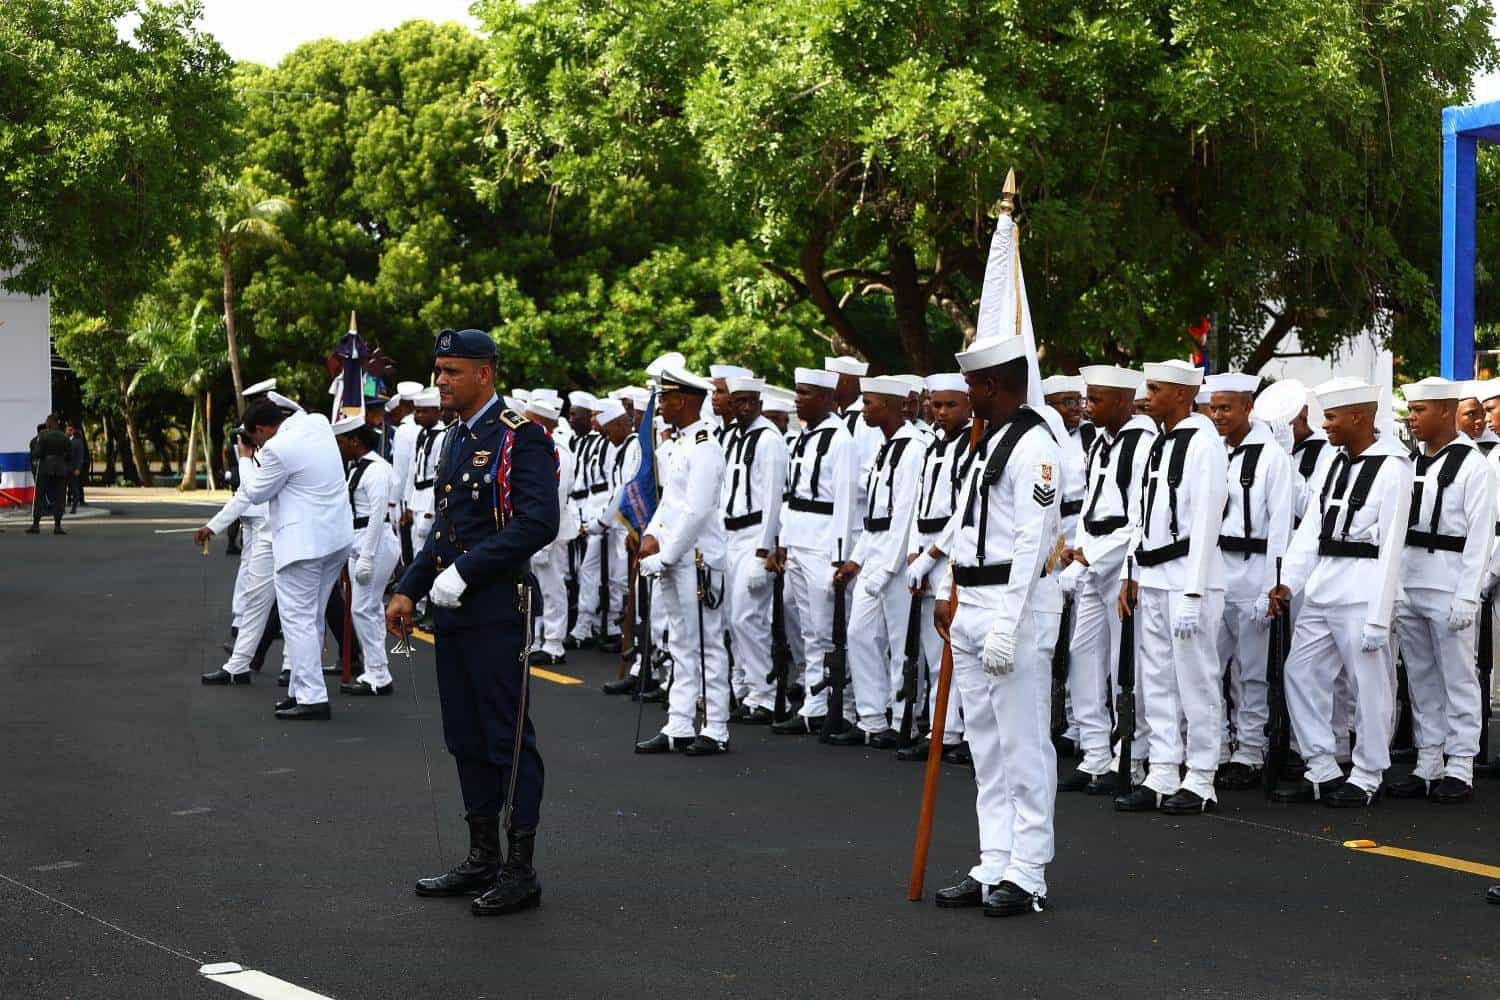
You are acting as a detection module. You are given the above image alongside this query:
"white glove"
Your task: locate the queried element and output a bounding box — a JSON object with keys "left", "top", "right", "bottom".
{"left": 354, "top": 554, "right": 374, "bottom": 585}
{"left": 1252, "top": 594, "right": 1272, "bottom": 629}
{"left": 746, "top": 560, "right": 772, "bottom": 593}
{"left": 981, "top": 629, "right": 1016, "bottom": 676}
{"left": 532, "top": 545, "right": 552, "bottom": 569}
{"left": 639, "top": 554, "right": 665, "bottom": 578}
{"left": 1057, "top": 560, "right": 1085, "bottom": 596}
{"left": 861, "top": 570, "right": 890, "bottom": 598}
{"left": 1448, "top": 597, "right": 1478, "bottom": 633}
{"left": 1172, "top": 595, "right": 1201, "bottom": 639}
{"left": 906, "top": 550, "right": 937, "bottom": 591}
{"left": 430, "top": 564, "right": 467, "bottom": 608}
{"left": 1360, "top": 623, "right": 1389, "bottom": 652}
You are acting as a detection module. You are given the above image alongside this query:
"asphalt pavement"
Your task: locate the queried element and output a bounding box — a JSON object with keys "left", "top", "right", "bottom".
{"left": 2, "top": 502, "right": 1498, "bottom": 999}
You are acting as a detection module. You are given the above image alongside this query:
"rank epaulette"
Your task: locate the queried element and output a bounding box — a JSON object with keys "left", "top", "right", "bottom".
{"left": 500, "top": 408, "right": 527, "bottom": 430}
{"left": 695, "top": 429, "right": 710, "bottom": 443}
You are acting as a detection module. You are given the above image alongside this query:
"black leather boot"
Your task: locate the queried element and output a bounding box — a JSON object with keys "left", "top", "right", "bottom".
{"left": 415, "top": 815, "right": 501, "bottom": 897}
{"left": 472, "top": 827, "right": 542, "bottom": 916}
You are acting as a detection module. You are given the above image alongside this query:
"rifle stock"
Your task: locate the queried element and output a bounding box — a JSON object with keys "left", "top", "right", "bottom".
{"left": 1263, "top": 558, "right": 1292, "bottom": 798}
{"left": 769, "top": 554, "right": 792, "bottom": 722}
{"left": 1115, "top": 558, "right": 1135, "bottom": 795}
{"left": 1480, "top": 591, "right": 1494, "bottom": 766}
{"left": 897, "top": 592, "right": 923, "bottom": 745}
{"left": 814, "top": 569, "right": 849, "bottom": 738}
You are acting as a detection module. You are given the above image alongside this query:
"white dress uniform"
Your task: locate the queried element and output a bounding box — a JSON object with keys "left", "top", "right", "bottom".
{"left": 909, "top": 422, "right": 975, "bottom": 747}
{"left": 237, "top": 409, "right": 355, "bottom": 708}
{"left": 645, "top": 418, "right": 730, "bottom": 742}
{"left": 1392, "top": 432, "right": 1494, "bottom": 786}
{"left": 208, "top": 484, "right": 272, "bottom": 676}
{"left": 569, "top": 429, "right": 611, "bottom": 642}
{"left": 1056, "top": 424, "right": 1088, "bottom": 544}
{"left": 1125, "top": 410, "right": 1229, "bottom": 802}
{"left": 1062, "top": 413, "right": 1157, "bottom": 778}
{"left": 720, "top": 415, "right": 788, "bottom": 712}
{"left": 1281, "top": 433, "right": 1413, "bottom": 796}
{"left": 405, "top": 421, "right": 447, "bottom": 557}
{"left": 836, "top": 400, "right": 885, "bottom": 568}
{"left": 1215, "top": 420, "right": 1296, "bottom": 769}
{"left": 597, "top": 434, "right": 641, "bottom": 641}
{"left": 846, "top": 420, "right": 925, "bottom": 734}
{"left": 1291, "top": 431, "right": 1336, "bottom": 527}
{"left": 531, "top": 427, "right": 578, "bottom": 659}
{"left": 943, "top": 404, "right": 1062, "bottom": 898}
{"left": 778, "top": 423, "right": 808, "bottom": 683}
{"left": 780, "top": 411, "right": 855, "bottom": 723}
{"left": 389, "top": 414, "right": 419, "bottom": 525}
{"left": 345, "top": 451, "right": 402, "bottom": 689}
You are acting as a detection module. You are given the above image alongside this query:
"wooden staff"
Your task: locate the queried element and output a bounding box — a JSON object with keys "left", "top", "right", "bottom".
{"left": 340, "top": 566, "right": 355, "bottom": 684}
{"left": 907, "top": 412, "right": 985, "bottom": 901}
{"left": 618, "top": 556, "right": 637, "bottom": 679}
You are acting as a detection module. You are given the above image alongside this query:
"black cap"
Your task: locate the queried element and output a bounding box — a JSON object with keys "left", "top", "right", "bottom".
{"left": 434, "top": 328, "right": 496, "bottom": 359}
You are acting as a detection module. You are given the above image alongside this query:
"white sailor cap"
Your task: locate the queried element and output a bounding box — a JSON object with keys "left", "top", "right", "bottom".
{"left": 596, "top": 398, "right": 628, "bottom": 425}
{"left": 525, "top": 397, "right": 561, "bottom": 421}
{"left": 709, "top": 364, "right": 753, "bottom": 381}
{"left": 824, "top": 355, "right": 869, "bottom": 377}
{"left": 395, "top": 380, "right": 424, "bottom": 401}
{"left": 1204, "top": 372, "right": 1260, "bottom": 395}
{"left": 266, "top": 391, "right": 303, "bottom": 413}
{"left": 1314, "top": 377, "right": 1380, "bottom": 410}
{"left": 413, "top": 387, "right": 440, "bottom": 408}
{"left": 762, "top": 394, "right": 795, "bottom": 414}
{"left": 1401, "top": 377, "right": 1464, "bottom": 402}
{"left": 1079, "top": 365, "right": 1144, "bottom": 391}
{"left": 925, "top": 373, "right": 967, "bottom": 394}
{"left": 620, "top": 386, "right": 651, "bottom": 407}
{"left": 1461, "top": 379, "right": 1488, "bottom": 401}
{"left": 727, "top": 376, "right": 765, "bottom": 395}
{"left": 384, "top": 397, "right": 404, "bottom": 413}
{"left": 512, "top": 388, "right": 532, "bottom": 404}
{"left": 1134, "top": 382, "right": 1149, "bottom": 401}
{"left": 658, "top": 366, "right": 713, "bottom": 394}
{"left": 955, "top": 336, "right": 1025, "bottom": 373}
{"left": 531, "top": 388, "right": 560, "bottom": 404}
{"left": 1041, "top": 375, "right": 1086, "bottom": 396}
{"left": 568, "top": 390, "right": 598, "bottom": 411}
{"left": 860, "top": 375, "right": 909, "bottom": 397}
{"left": 332, "top": 415, "right": 365, "bottom": 436}
{"left": 646, "top": 351, "right": 687, "bottom": 379}
{"left": 1194, "top": 389, "right": 1211, "bottom": 405}
{"left": 1474, "top": 378, "right": 1500, "bottom": 404}
{"left": 895, "top": 374, "right": 926, "bottom": 397}
{"left": 244, "top": 377, "right": 277, "bottom": 397}
{"left": 795, "top": 367, "right": 839, "bottom": 389}
{"left": 1143, "top": 359, "right": 1204, "bottom": 387}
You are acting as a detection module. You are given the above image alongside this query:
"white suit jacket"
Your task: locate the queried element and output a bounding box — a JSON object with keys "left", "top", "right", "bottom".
{"left": 239, "top": 410, "right": 355, "bottom": 569}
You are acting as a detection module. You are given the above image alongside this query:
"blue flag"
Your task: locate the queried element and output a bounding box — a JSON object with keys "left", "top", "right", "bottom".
{"left": 619, "top": 390, "right": 658, "bottom": 538}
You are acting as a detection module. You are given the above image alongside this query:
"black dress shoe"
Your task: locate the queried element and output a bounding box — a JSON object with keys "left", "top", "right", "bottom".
{"left": 640, "top": 686, "right": 668, "bottom": 704}
{"left": 53, "top": 527, "right": 65, "bottom": 535}
{"left": 1114, "top": 786, "right": 1163, "bottom": 812}
{"left": 1487, "top": 885, "right": 1500, "bottom": 905}
{"left": 1271, "top": 776, "right": 1345, "bottom": 803}
{"left": 602, "top": 675, "right": 647, "bottom": 695}
{"left": 683, "top": 735, "right": 729, "bottom": 756}
{"left": 340, "top": 680, "right": 393, "bottom": 696}
{"left": 738, "top": 707, "right": 775, "bottom": 726}
{"left": 868, "top": 728, "right": 902, "bottom": 750}
{"left": 934, "top": 876, "right": 990, "bottom": 909}
{"left": 771, "top": 714, "right": 823, "bottom": 735}
{"left": 274, "top": 696, "right": 297, "bottom": 712}
{"left": 530, "top": 649, "right": 567, "bottom": 667}
{"left": 896, "top": 739, "right": 931, "bottom": 762}
{"left": 278, "top": 670, "right": 290, "bottom": 688}
{"left": 201, "top": 669, "right": 250, "bottom": 686}
{"left": 1161, "top": 789, "right": 1217, "bottom": 815}
{"left": 1325, "top": 782, "right": 1379, "bottom": 808}
{"left": 471, "top": 827, "right": 541, "bottom": 915}
{"left": 1383, "top": 774, "right": 1433, "bottom": 799}
{"left": 982, "top": 880, "right": 1046, "bottom": 918}
{"left": 941, "top": 742, "right": 973, "bottom": 766}
{"left": 416, "top": 815, "right": 500, "bottom": 897}
{"left": 1058, "top": 769, "right": 1094, "bottom": 793}
{"left": 822, "top": 726, "right": 870, "bottom": 746}
{"left": 598, "top": 635, "right": 623, "bottom": 654}
{"left": 24, "top": 526, "right": 39, "bottom": 534}
{"left": 634, "top": 733, "right": 694, "bottom": 754}
{"left": 1430, "top": 776, "right": 1473, "bottom": 803}
{"left": 275, "top": 702, "right": 331, "bottom": 721}
{"left": 1086, "top": 773, "right": 1122, "bottom": 796}
{"left": 1215, "top": 762, "right": 1261, "bottom": 791}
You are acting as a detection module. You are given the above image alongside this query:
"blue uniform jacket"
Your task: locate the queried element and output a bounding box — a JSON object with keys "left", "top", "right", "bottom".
{"left": 396, "top": 405, "right": 559, "bottom": 631}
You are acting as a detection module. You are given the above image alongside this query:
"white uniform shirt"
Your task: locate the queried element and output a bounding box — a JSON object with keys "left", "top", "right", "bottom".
{"left": 549, "top": 433, "right": 579, "bottom": 548}
{"left": 1056, "top": 423, "right": 1089, "bottom": 543}
{"left": 910, "top": 422, "right": 975, "bottom": 588}
{"left": 719, "top": 415, "right": 789, "bottom": 553}
{"left": 1282, "top": 434, "right": 1413, "bottom": 627}
{"left": 1290, "top": 431, "right": 1336, "bottom": 526}
{"left": 1075, "top": 414, "right": 1156, "bottom": 588}
{"left": 403, "top": 421, "right": 447, "bottom": 517}
{"left": 1125, "top": 411, "right": 1227, "bottom": 594}
{"left": 1219, "top": 420, "right": 1297, "bottom": 602}
{"left": 389, "top": 415, "right": 419, "bottom": 518}
{"left": 645, "top": 419, "right": 727, "bottom": 568}
{"left": 849, "top": 422, "right": 924, "bottom": 580}
{"left": 238, "top": 409, "right": 355, "bottom": 569}
{"left": 836, "top": 405, "right": 885, "bottom": 560}
{"left": 346, "top": 452, "right": 398, "bottom": 564}
{"left": 1402, "top": 435, "right": 1493, "bottom": 601}
{"left": 780, "top": 413, "right": 854, "bottom": 559}
{"left": 207, "top": 458, "right": 269, "bottom": 534}
{"left": 595, "top": 434, "right": 642, "bottom": 531}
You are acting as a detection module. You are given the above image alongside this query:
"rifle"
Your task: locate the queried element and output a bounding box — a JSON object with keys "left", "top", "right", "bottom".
{"left": 632, "top": 573, "right": 654, "bottom": 747}
{"left": 896, "top": 592, "right": 923, "bottom": 746}
{"left": 1051, "top": 592, "right": 1073, "bottom": 740}
{"left": 814, "top": 543, "right": 849, "bottom": 740}
{"left": 1115, "top": 557, "right": 1136, "bottom": 795}
{"left": 768, "top": 555, "right": 793, "bottom": 723}
{"left": 565, "top": 536, "right": 581, "bottom": 633}
{"left": 617, "top": 557, "right": 635, "bottom": 680}
{"left": 599, "top": 528, "right": 611, "bottom": 643}
{"left": 1479, "top": 591, "right": 1494, "bottom": 768}
{"left": 695, "top": 550, "right": 710, "bottom": 732}
{"left": 1263, "top": 558, "right": 1292, "bottom": 798}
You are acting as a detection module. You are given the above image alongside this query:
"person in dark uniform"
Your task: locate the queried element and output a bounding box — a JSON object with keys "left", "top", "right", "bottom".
{"left": 28, "top": 415, "right": 72, "bottom": 535}
{"left": 386, "top": 328, "right": 559, "bottom": 918}
{"left": 66, "top": 423, "right": 89, "bottom": 512}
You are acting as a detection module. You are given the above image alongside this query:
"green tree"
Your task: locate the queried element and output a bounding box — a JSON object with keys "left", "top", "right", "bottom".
{"left": 208, "top": 178, "right": 291, "bottom": 415}
{"left": 128, "top": 302, "right": 228, "bottom": 489}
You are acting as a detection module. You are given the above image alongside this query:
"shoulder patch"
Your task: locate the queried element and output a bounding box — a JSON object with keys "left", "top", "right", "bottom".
{"left": 696, "top": 429, "right": 710, "bottom": 443}
{"left": 500, "top": 408, "right": 527, "bottom": 430}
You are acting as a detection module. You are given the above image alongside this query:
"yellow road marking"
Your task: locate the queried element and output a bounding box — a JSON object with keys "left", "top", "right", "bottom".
{"left": 1345, "top": 842, "right": 1500, "bottom": 880}
{"left": 409, "top": 628, "right": 583, "bottom": 685}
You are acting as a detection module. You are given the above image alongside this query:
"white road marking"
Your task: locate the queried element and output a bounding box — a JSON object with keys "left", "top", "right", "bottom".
{"left": 30, "top": 860, "right": 81, "bottom": 872}
{"left": 171, "top": 806, "right": 213, "bottom": 816}
{"left": 200, "top": 963, "right": 335, "bottom": 999}
{"left": 260, "top": 768, "right": 294, "bottom": 775}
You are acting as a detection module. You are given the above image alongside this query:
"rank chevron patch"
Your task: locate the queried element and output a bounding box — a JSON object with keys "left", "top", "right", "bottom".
{"left": 1032, "top": 483, "right": 1056, "bottom": 508}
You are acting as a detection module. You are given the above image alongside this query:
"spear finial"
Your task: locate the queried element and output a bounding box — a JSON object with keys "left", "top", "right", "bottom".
{"left": 349, "top": 310, "right": 358, "bottom": 334}
{"left": 996, "top": 167, "right": 1017, "bottom": 217}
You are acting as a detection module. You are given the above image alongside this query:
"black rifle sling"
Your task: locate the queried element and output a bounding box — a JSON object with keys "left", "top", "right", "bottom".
{"left": 1228, "top": 442, "right": 1264, "bottom": 560}
{"left": 964, "top": 408, "right": 1052, "bottom": 565}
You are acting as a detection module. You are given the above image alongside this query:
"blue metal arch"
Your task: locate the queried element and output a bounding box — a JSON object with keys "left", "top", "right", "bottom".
{"left": 1441, "top": 102, "right": 1500, "bottom": 379}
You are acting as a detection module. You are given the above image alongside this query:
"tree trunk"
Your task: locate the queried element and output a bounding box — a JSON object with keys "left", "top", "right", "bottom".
{"left": 198, "top": 396, "right": 217, "bottom": 492}
{"left": 179, "top": 395, "right": 200, "bottom": 492}
{"left": 101, "top": 413, "right": 119, "bottom": 485}
{"left": 222, "top": 246, "right": 247, "bottom": 418}
{"left": 887, "top": 234, "right": 935, "bottom": 373}
{"left": 119, "top": 378, "right": 153, "bottom": 487}
{"left": 797, "top": 225, "right": 878, "bottom": 361}
{"left": 1243, "top": 312, "right": 1299, "bottom": 375}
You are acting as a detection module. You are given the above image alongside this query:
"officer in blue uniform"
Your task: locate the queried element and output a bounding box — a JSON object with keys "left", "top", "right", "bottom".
{"left": 386, "top": 328, "right": 559, "bottom": 918}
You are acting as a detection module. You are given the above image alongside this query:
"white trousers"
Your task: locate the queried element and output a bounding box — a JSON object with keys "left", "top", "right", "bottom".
{"left": 531, "top": 542, "right": 569, "bottom": 656}
{"left": 660, "top": 562, "right": 731, "bottom": 741}
{"left": 411, "top": 509, "right": 434, "bottom": 558}
{"left": 725, "top": 532, "right": 775, "bottom": 710}
{"left": 276, "top": 549, "right": 349, "bottom": 706}
{"left": 1137, "top": 586, "right": 1225, "bottom": 800}
{"left": 571, "top": 531, "right": 608, "bottom": 640}
{"left": 847, "top": 567, "right": 915, "bottom": 733}
{"left": 919, "top": 592, "right": 965, "bottom": 743}
{"left": 351, "top": 534, "right": 400, "bottom": 688}
{"left": 1284, "top": 601, "right": 1394, "bottom": 794}
{"left": 950, "top": 601, "right": 1060, "bottom": 896}
{"left": 1394, "top": 587, "right": 1481, "bottom": 783}
{"left": 1067, "top": 573, "right": 1146, "bottom": 775}
{"left": 1217, "top": 599, "right": 1271, "bottom": 767}
{"left": 784, "top": 543, "right": 853, "bottom": 721}
{"left": 220, "top": 527, "right": 274, "bottom": 675}
{"left": 230, "top": 520, "right": 261, "bottom": 628}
